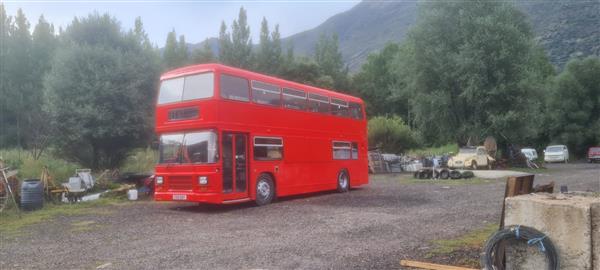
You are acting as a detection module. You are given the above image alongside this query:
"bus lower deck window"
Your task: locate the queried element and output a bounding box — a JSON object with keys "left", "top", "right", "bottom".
{"left": 254, "top": 137, "right": 283, "bottom": 160}
{"left": 333, "top": 141, "right": 352, "bottom": 160}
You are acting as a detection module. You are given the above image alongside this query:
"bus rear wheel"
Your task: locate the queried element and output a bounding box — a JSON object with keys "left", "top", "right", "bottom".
{"left": 337, "top": 169, "right": 349, "bottom": 193}
{"left": 255, "top": 174, "right": 275, "bottom": 206}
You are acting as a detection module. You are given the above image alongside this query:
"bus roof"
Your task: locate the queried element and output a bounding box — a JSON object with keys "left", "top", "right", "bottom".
{"left": 160, "top": 63, "right": 364, "bottom": 104}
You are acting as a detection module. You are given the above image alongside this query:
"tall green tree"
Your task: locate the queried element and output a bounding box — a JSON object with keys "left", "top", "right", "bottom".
{"left": 44, "top": 13, "right": 160, "bottom": 168}
{"left": 256, "top": 17, "right": 282, "bottom": 75}
{"left": 192, "top": 38, "right": 215, "bottom": 64}
{"left": 314, "top": 33, "right": 348, "bottom": 90}
{"left": 177, "top": 34, "right": 189, "bottom": 65}
{"left": 229, "top": 7, "right": 253, "bottom": 68}
{"left": 546, "top": 57, "right": 600, "bottom": 156}
{"left": 0, "top": 4, "right": 13, "bottom": 147}
{"left": 218, "top": 21, "right": 232, "bottom": 65}
{"left": 352, "top": 43, "right": 407, "bottom": 117}
{"left": 400, "top": 1, "right": 553, "bottom": 147}
{"left": 163, "top": 29, "right": 180, "bottom": 69}
{"left": 3, "top": 9, "right": 33, "bottom": 148}
{"left": 26, "top": 15, "right": 57, "bottom": 158}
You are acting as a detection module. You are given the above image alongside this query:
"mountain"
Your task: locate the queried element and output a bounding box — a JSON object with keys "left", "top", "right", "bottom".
{"left": 281, "top": 0, "right": 600, "bottom": 71}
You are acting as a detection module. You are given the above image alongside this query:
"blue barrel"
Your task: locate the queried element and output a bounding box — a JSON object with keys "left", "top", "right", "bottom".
{"left": 21, "top": 179, "right": 44, "bottom": 211}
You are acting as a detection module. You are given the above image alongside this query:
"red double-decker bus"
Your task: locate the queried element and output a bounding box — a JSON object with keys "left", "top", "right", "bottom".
{"left": 153, "top": 63, "right": 368, "bottom": 205}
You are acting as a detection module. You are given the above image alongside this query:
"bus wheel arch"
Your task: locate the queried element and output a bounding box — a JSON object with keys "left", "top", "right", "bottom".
{"left": 337, "top": 169, "right": 350, "bottom": 193}
{"left": 255, "top": 172, "right": 276, "bottom": 206}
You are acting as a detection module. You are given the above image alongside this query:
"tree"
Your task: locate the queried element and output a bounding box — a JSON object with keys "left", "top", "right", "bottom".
{"left": 163, "top": 29, "right": 180, "bottom": 69}
{"left": 400, "top": 1, "right": 553, "bottom": 147}
{"left": 314, "top": 33, "right": 348, "bottom": 90}
{"left": 255, "top": 17, "right": 282, "bottom": 75}
{"left": 218, "top": 21, "right": 232, "bottom": 65}
{"left": 26, "top": 15, "right": 57, "bottom": 159}
{"left": 192, "top": 38, "right": 215, "bottom": 64}
{"left": 368, "top": 115, "right": 421, "bottom": 153}
{"left": 132, "top": 17, "right": 152, "bottom": 50}
{"left": 44, "top": 13, "right": 160, "bottom": 168}
{"left": 177, "top": 34, "right": 189, "bottom": 65}
{"left": 0, "top": 4, "right": 13, "bottom": 147}
{"left": 546, "top": 57, "right": 600, "bottom": 156}
{"left": 352, "top": 43, "right": 407, "bottom": 117}
{"left": 2, "top": 9, "right": 33, "bottom": 149}
{"left": 229, "top": 7, "right": 253, "bottom": 68}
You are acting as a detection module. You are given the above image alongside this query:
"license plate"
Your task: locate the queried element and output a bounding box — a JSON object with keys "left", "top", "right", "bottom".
{"left": 173, "top": 194, "right": 187, "bottom": 201}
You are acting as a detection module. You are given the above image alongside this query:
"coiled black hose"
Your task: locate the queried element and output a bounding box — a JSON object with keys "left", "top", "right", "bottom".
{"left": 482, "top": 225, "right": 559, "bottom": 270}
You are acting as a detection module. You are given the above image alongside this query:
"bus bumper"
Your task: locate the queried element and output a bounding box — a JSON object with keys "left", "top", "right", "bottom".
{"left": 154, "top": 191, "right": 224, "bottom": 204}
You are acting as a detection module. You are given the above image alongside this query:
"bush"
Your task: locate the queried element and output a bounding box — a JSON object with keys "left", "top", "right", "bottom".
{"left": 119, "top": 148, "right": 157, "bottom": 174}
{"left": 368, "top": 115, "right": 421, "bottom": 153}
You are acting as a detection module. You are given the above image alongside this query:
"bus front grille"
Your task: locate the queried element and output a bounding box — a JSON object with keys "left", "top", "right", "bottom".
{"left": 168, "top": 176, "right": 193, "bottom": 190}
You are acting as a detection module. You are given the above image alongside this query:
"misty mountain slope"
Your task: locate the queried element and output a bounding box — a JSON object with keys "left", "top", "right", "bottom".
{"left": 282, "top": 1, "right": 418, "bottom": 71}
{"left": 281, "top": 0, "right": 600, "bottom": 71}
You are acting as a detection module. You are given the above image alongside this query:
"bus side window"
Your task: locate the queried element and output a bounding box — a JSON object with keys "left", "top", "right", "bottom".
{"left": 252, "top": 80, "right": 281, "bottom": 106}
{"left": 331, "top": 98, "right": 349, "bottom": 117}
{"left": 220, "top": 74, "right": 250, "bottom": 102}
{"left": 308, "top": 93, "right": 329, "bottom": 114}
{"left": 333, "top": 141, "right": 352, "bottom": 160}
{"left": 349, "top": 102, "right": 363, "bottom": 120}
{"left": 254, "top": 137, "right": 283, "bottom": 160}
{"left": 352, "top": 142, "right": 358, "bottom": 159}
{"left": 283, "top": 88, "right": 306, "bottom": 110}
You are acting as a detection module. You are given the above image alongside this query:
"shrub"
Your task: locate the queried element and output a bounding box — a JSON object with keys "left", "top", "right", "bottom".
{"left": 368, "top": 115, "right": 421, "bottom": 153}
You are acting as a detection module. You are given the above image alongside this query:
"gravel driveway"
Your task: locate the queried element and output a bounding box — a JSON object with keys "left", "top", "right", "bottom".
{"left": 1, "top": 163, "right": 598, "bottom": 270}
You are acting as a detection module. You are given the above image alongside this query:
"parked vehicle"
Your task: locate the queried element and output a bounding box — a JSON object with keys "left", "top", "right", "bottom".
{"left": 448, "top": 146, "right": 494, "bottom": 169}
{"left": 520, "top": 148, "right": 538, "bottom": 161}
{"left": 588, "top": 146, "right": 600, "bottom": 163}
{"left": 544, "top": 145, "right": 569, "bottom": 163}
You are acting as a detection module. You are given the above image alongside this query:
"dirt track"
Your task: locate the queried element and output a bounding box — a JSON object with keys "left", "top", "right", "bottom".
{"left": 1, "top": 163, "right": 598, "bottom": 269}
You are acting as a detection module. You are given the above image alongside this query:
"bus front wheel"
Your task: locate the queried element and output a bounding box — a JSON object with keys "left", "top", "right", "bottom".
{"left": 337, "top": 169, "right": 350, "bottom": 193}
{"left": 255, "top": 174, "right": 275, "bottom": 206}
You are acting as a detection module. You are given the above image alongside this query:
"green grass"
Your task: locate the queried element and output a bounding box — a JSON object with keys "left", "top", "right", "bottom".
{"left": 119, "top": 148, "right": 157, "bottom": 174}
{"left": 0, "top": 148, "right": 80, "bottom": 183}
{"left": 408, "top": 143, "right": 459, "bottom": 157}
{"left": 0, "top": 198, "right": 122, "bottom": 238}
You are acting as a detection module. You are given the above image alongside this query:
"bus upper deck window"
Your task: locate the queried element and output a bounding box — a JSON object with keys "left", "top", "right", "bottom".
{"left": 220, "top": 74, "right": 250, "bottom": 102}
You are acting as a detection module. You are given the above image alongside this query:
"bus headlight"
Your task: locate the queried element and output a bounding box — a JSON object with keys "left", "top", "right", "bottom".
{"left": 156, "top": 176, "right": 164, "bottom": 185}
{"left": 198, "top": 176, "right": 208, "bottom": 185}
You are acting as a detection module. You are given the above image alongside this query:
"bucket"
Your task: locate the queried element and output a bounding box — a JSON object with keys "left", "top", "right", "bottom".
{"left": 127, "top": 189, "right": 138, "bottom": 201}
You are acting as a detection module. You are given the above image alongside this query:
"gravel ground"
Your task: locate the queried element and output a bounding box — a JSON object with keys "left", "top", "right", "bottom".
{"left": 1, "top": 163, "right": 598, "bottom": 270}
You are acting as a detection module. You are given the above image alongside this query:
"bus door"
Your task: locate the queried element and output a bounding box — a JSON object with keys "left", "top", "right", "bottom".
{"left": 222, "top": 132, "right": 249, "bottom": 200}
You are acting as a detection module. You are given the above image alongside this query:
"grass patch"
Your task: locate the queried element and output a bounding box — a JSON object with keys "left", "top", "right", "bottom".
{"left": 408, "top": 143, "right": 459, "bottom": 157}
{"left": 0, "top": 198, "right": 122, "bottom": 238}
{"left": 119, "top": 148, "right": 157, "bottom": 174}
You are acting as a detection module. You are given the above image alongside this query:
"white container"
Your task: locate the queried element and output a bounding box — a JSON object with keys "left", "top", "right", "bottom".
{"left": 127, "top": 189, "right": 138, "bottom": 201}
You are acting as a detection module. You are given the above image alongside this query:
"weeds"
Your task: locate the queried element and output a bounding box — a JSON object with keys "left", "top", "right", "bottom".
{"left": 0, "top": 148, "right": 80, "bottom": 183}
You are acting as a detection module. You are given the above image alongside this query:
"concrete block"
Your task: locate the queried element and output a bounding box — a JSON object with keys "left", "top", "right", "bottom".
{"left": 504, "top": 193, "right": 600, "bottom": 270}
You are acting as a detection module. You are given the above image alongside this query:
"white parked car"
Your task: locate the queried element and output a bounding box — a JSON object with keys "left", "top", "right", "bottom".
{"left": 544, "top": 145, "right": 569, "bottom": 163}
{"left": 520, "top": 148, "right": 538, "bottom": 161}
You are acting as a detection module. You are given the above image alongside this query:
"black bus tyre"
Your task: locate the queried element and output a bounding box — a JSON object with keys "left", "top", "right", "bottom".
{"left": 337, "top": 169, "right": 350, "bottom": 193}
{"left": 255, "top": 174, "right": 275, "bottom": 206}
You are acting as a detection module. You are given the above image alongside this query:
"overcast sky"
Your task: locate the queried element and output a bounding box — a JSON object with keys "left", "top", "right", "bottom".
{"left": 3, "top": 0, "right": 359, "bottom": 46}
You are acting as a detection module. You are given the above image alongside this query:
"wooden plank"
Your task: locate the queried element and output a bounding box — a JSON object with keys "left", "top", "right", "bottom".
{"left": 400, "top": 260, "right": 477, "bottom": 270}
